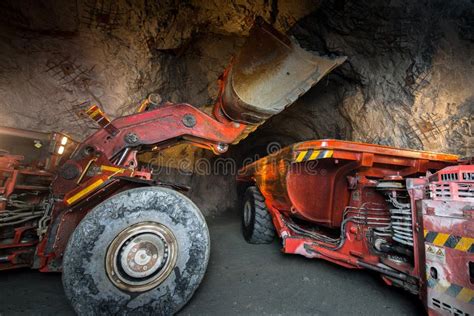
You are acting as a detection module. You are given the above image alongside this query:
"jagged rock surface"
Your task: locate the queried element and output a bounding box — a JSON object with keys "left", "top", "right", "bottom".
{"left": 0, "top": 0, "right": 472, "bottom": 215}
{"left": 242, "top": 0, "right": 474, "bottom": 157}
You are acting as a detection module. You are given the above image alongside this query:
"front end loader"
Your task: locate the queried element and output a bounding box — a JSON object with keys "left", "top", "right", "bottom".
{"left": 0, "top": 19, "right": 346, "bottom": 314}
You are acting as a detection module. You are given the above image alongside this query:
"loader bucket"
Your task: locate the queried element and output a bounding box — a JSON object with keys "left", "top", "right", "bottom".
{"left": 221, "top": 18, "right": 347, "bottom": 124}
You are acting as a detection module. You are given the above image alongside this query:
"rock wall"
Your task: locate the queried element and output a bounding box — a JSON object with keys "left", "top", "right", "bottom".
{"left": 0, "top": 0, "right": 316, "bottom": 139}
{"left": 242, "top": 0, "right": 474, "bottom": 157}
{"left": 0, "top": 0, "right": 472, "bottom": 215}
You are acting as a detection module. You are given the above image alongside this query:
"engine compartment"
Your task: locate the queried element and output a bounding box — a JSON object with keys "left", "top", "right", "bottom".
{"left": 0, "top": 129, "right": 77, "bottom": 270}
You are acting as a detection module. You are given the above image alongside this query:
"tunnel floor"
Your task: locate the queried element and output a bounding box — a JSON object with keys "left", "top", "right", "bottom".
{"left": 0, "top": 212, "right": 424, "bottom": 315}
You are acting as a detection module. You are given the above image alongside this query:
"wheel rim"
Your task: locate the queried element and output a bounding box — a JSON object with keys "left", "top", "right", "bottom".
{"left": 106, "top": 222, "right": 178, "bottom": 292}
{"left": 243, "top": 201, "right": 252, "bottom": 227}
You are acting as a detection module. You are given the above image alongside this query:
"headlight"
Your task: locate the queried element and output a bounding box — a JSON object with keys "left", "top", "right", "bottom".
{"left": 57, "top": 145, "right": 65, "bottom": 155}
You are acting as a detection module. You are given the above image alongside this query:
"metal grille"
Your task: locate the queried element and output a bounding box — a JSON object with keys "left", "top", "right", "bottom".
{"left": 429, "top": 183, "right": 474, "bottom": 200}
{"left": 462, "top": 172, "right": 474, "bottom": 181}
{"left": 441, "top": 173, "right": 459, "bottom": 181}
{"left": 431, "top": 298, "right": 470, "bottom": 316}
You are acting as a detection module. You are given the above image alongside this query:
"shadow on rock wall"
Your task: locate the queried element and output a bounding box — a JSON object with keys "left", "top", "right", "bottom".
{"left": 0, "top": 0, "right": 472, "bottom": 215}
{"left": 237, "top": 0, "right": 473, "bottom": 161}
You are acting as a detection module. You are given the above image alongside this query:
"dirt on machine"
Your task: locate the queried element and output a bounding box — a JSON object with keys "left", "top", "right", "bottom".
{"left": 0, "top": 19, "right": 346, "bottom": 314}
{"left": 238, "top": 140, "right": 473, "bottom": 315}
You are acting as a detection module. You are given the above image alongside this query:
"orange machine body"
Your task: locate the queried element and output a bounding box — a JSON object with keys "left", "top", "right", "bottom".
{"left": 238, "top": 139, "right": 472, "bottom": 314}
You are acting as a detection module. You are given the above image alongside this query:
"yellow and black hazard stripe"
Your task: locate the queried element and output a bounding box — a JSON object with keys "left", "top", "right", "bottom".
{"left": 424, "top": 230, "right": 474, "bottom": 253}
{"left": 86, "top": 105, "right": 111, "bottom": 126}
{"left": 426, "top": 275, "right": 474, "bottom": 304}
{"left": 294, "top": 149, "right": 333, "bottom": 163}
{"left": 85, "top": 105, "right": 119, "bottom": 135}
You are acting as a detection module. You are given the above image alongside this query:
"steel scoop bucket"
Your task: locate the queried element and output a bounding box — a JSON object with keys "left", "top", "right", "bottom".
{"left": 221, "top": 19, "right": 347, "bottom": 124}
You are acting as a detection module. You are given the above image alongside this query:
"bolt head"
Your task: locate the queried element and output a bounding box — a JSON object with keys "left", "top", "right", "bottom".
{"left": 182, "top": 114, "right": 197, "bottom": 128}
{"left": 147, "top": 93, "right": 162, "bottom": 105}
{"left": 216, "top": 143, "right": 228, "bottom": 153}
{"left": 124, "top": 132, "right": 139, "bottom": 144}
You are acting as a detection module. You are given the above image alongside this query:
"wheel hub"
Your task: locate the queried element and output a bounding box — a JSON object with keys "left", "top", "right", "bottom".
{"left": 120, "top": 233, "right": 164, "bottom": 278}
{"left": 106, "top": 222, "right": 178, "bottom": 292}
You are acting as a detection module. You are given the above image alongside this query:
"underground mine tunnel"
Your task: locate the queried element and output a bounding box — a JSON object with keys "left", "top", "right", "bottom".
{"left": 0, "top": 0, "right": 473, "bottom": 315}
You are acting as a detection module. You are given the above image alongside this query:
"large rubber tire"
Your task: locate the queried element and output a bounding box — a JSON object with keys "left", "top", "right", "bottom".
{"left": 62, "top": 187, "right": 210, "bottom": 315}
{"left": 242, "top": 186, "right": 275, "bottom": 244}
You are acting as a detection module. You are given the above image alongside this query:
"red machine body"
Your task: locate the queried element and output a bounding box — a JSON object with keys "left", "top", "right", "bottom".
{"left": 238, "top": 140, "right": 473, "bottom": 314}
{"left": 0, "top": 19, "right": 346, "bottom": 273}
{"left": 0, "top": 99, "right": 249, "bottom": 271}
{"left": 0, "top": 127, "right": 77, "bottom": 270}
{"left": 0, "top": 153, "right": 52, "bottom": 269}
{"left": 413, "top": 165, "right": 473, "bottom": 315}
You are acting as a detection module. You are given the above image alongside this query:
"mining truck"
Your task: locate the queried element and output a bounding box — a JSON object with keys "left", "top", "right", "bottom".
{"left": 0, "top": 20, "right": 346, "bottom": 314}
{"left": 237, "top": 140, "right": 473, "bottom": 315}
